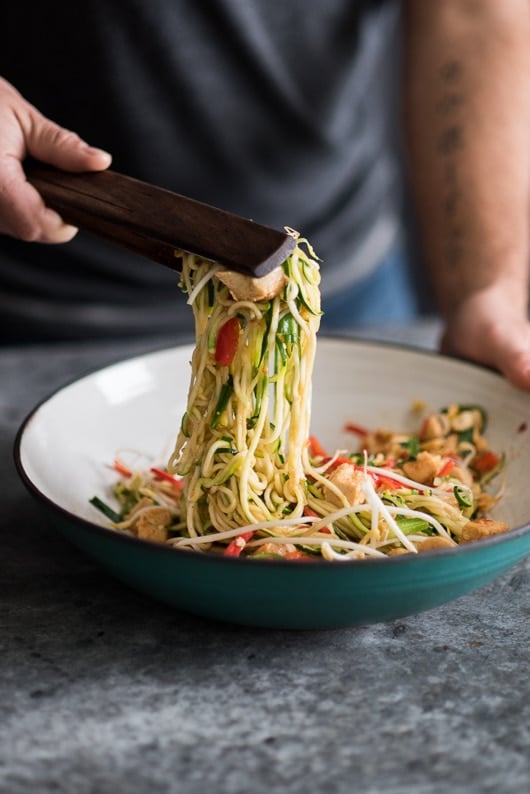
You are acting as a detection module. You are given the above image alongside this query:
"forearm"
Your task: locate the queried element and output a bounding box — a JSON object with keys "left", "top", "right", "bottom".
{"left": 403, "top": 0, "right": 530, "bottom": 320}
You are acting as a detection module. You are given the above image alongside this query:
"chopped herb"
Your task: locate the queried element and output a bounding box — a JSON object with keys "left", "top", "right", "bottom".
{"left": 400, "top": 436, "right": 420, "bottom": 459}
{"left": 89, "top": 496, "right": 121, "bottom": 523}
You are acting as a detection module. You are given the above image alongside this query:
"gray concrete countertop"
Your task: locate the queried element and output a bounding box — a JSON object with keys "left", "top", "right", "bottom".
{"left": 1, "top": 324, "right": 529, "bottom": 794}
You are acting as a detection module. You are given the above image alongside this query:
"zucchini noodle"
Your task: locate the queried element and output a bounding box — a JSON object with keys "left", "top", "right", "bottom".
{"left": 168, "top": 233, "right": 321, "bottom": 538}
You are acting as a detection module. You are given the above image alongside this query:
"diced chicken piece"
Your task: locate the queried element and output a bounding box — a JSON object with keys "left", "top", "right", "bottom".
{"left": 127, "top": 496, "right": 155, "bottom": 517}
{"left": 362, "top": 429, "right": 404, "bottom": 458}
{"left": 135, "top": 507, "right": 172, "bottom": 543}
{"left": 387, "top": 547, "right": 411, "bottom": 556}
{"left": 421, "top": 435, "right": 458, "bottom": 455}
{"left": 402, "top": 451, "right": 441, "bottom": 485}
{"left": 420, "top": 413, "right": 450, "bottom": 440}
{"left": 417, "top": 536, "right": 456, "bottom": 552}
{"left": 216, "top": 266, "right": 288, "bottom": 302}
{"left": 324, "top": 463, "right": 366, "bottom": 507}
{"left": 461, "top": 517, "right": 509, "bottom": 543}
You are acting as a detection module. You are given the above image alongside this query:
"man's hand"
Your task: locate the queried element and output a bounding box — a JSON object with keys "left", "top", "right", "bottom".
{"left": 441, "top": 283, "right": 530, "bottom": 391}
{"left": 0, "top": 76, "right": 111, "bottom": 243}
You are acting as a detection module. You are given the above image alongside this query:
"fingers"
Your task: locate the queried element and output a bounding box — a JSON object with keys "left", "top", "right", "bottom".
{"left": 0, "top": 155, "right": 79, "bottom": 243}
{"left": 0, "top": 77, "right": 112, "bottom": 243}
{"left": 10, "top": 80, "right": 112, "bottom": 172}
{"left": 25, "top": 116, "right": 112, "bottom": 173}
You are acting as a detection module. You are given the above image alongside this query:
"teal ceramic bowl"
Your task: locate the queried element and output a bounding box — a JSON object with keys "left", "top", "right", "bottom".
{"left": 15, "top": 339, "right": 530, "bottom": 629}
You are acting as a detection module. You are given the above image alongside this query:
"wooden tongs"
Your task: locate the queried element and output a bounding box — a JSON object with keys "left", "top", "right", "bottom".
{"left": 24, "top": 161, "right": 295, "bottom": 278}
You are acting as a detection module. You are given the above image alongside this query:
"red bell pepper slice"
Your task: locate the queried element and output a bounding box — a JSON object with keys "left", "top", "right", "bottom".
{"left": 344, "top": 421, "right": 369, "bottom": 437}
{"left": 113, "top": 458, "right": 133, "bottom": 478}
{"left": 224, "top": 530, "right": 254, "bottom": 557}
{"left": 473, "top": 450, "right": 501, "bottom": 474}
{"left": 438, "top": 458, "right": 456, "bottom": 478}
{"left": 308, "top": 435, "right": 328, "bottom": 459}
{"left": 215, "top": 317, "right": 240, "bottom": 366}
{"left": 303, "top": 505, "right": 331, "bottom": 533}
{"left": 326, "top": 455, "right": 356, "bottom": 470}
{"left": 370, "top": 471, "right": 403, "bottom": 491}
{"left": 150, "top": 467, "right": 185, "bottom": 492}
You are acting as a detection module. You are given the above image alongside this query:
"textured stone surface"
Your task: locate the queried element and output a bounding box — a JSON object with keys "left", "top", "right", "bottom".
{"left": 1, "top": 328, "right": 529, "bottom": 794}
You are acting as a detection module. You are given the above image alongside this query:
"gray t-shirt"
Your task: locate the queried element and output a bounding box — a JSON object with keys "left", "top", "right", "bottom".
{"left": 0, "top": 0, "right": 401, "bottom": 342}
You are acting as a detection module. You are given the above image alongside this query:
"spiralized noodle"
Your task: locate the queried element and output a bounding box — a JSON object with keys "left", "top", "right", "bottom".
{"left": 168, "top": 233, "right": 321, "bottom": 538}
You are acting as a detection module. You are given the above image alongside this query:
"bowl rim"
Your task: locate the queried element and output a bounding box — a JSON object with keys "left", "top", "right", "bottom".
{"left": 13, "top": 336, "right": 530, "bottom": 570}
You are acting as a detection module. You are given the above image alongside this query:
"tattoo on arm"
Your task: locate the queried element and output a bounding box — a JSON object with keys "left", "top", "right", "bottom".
{"left": 437, "top": 60, "right": 465, "bottom": 271}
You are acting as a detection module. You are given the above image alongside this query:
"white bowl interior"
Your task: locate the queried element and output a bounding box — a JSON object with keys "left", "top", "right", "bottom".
{"left": 19, "top": 339, "right": 530, "bottom": 533}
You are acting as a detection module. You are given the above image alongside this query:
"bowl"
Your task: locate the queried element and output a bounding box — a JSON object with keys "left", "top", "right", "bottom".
{"left": 14, "top": 338, "right": 530, "bottom": 629}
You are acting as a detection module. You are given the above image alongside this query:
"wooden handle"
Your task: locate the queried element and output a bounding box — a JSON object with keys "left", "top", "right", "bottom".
{"left": 25, "top": 161, "right": 295, "bottom": 277}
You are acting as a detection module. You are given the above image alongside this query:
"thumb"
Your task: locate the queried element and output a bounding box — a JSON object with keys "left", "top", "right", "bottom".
{"left": 25, "top": 108, "right": 112, "bottom": 173}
